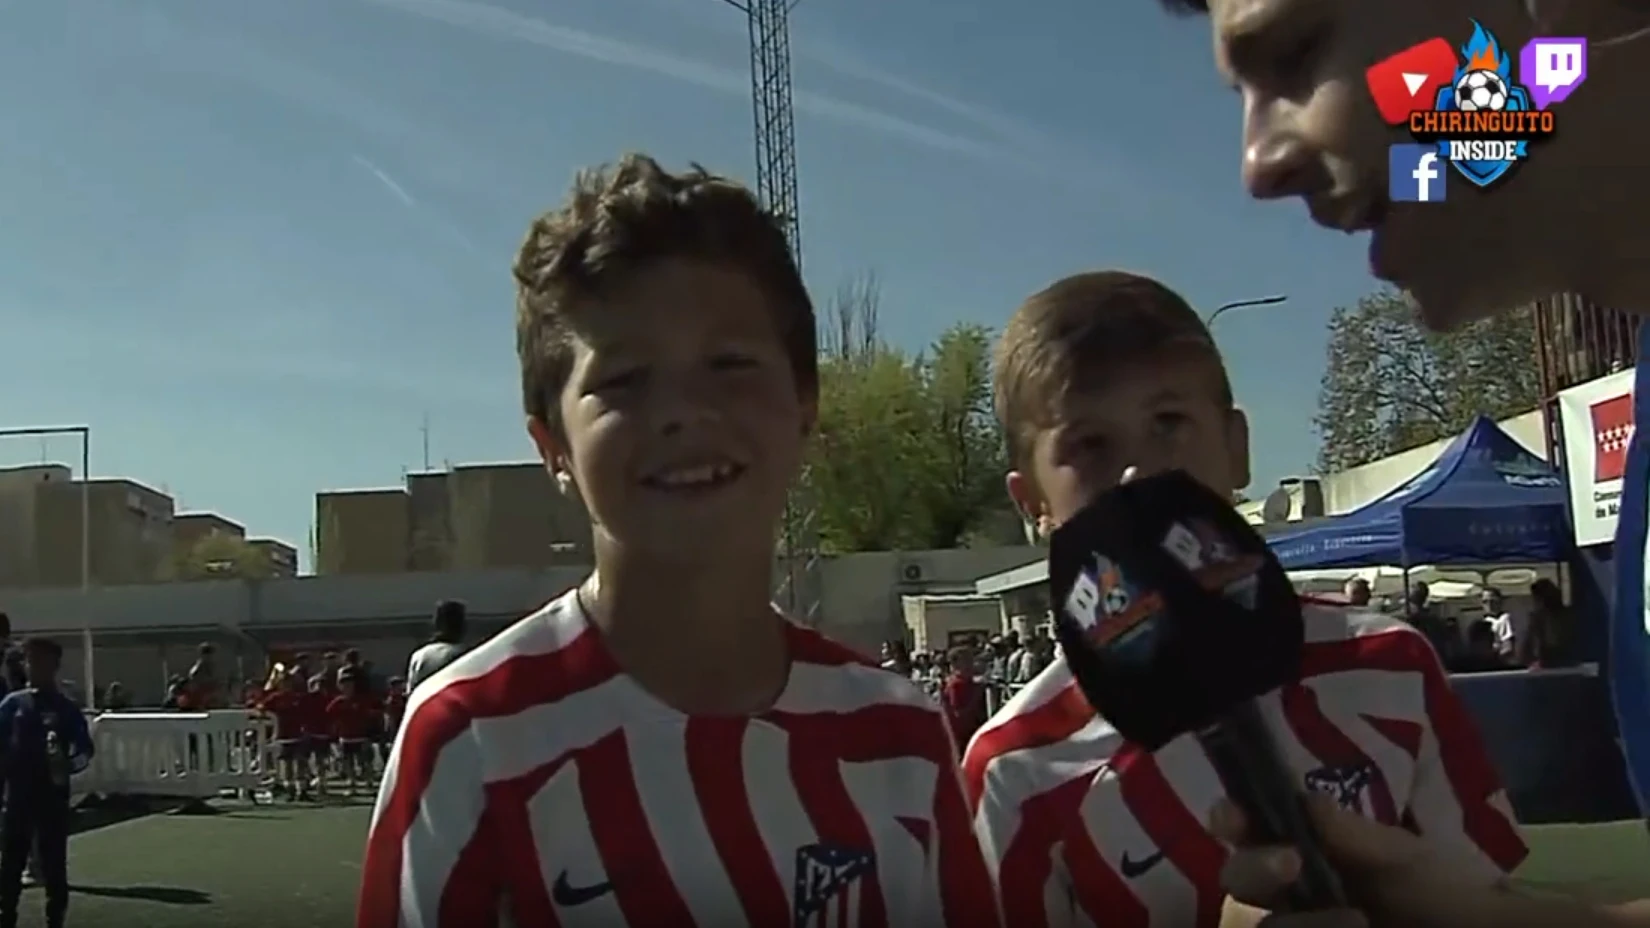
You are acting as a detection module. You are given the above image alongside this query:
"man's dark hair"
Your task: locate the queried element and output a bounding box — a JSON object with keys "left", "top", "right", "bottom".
{"left": 0, "top": 612, "right": 10, "bottom": 639}
{"left": 1530, "top": 578, "right": 1564, "bottom": 609}
{"left": 1159, "top": 0, "right": 1208, "bottom": 12}
{"left": 22, "top": 638, "right": 62, "bottom": 661}
{"left": 433, "top": 600, "right": 467, "bottom": 643}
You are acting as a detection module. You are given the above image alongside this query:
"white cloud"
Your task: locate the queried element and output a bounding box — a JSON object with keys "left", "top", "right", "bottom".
{"left": 571, "top": 0, "right": 1126, "bottom": 182}
{"left": 353, "top": 0, "right": 1149, "bottom": 203}
{"left": 354, "top": 0, "right": 1006, "bottom": 160}
{"left": 131, "top": 8, "right": 507, "bottom": 193}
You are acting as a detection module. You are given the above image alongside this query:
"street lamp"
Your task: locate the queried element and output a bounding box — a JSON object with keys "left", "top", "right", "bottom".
{"left": 1205, "top": 294, "right": 1289, "bottom": 328}
{"left": 0, "top": 426, "right": 92, "bottom": 696}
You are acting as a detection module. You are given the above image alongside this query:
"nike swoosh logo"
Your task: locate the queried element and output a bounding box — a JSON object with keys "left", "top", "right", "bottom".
{"left": 551, "top": 871, "right": 614, "bottom": 907}
{"left": 1118, "top": 849, "right": 1166, "bottom": 879}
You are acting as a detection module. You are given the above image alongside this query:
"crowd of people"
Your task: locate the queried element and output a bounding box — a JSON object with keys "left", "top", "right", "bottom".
{"left": 1341, "top": 576, "right": 1580, "bottom": 675}
{"left": 881, "top": 567, "right": 1584, "bottom": 763}
{"left": 881, "top": 631, "right": 1058, "bottom": 748}
{"left": 0, "top": 595, "right": 477, "bottom": 813}
{"left": 0, "top": 600, "right": 468, "bottom": 926}
{"left": 247, "top": 651, "right": 406, "bottom": 800}
{"left": 238, "top": 600, "right": 468, "bottom": 801}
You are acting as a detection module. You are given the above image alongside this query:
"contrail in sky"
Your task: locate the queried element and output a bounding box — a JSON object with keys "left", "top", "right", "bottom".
{"left": 352, "top": 154, "right": 417, "bottom": 207}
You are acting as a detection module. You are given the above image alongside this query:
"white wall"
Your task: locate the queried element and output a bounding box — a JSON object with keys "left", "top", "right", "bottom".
{"left": 1241, "top": 408, "right": 1550, "bottom": 522}
{"left": 1, "top": 546, "right": 1044, "bottom": 665}
{"left": 816, "top": 547, "right": 1043, "bottom": 653}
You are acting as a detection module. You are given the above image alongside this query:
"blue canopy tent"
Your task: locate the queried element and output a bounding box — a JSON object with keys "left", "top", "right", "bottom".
{"left": 1268, "top": 416, "right": 1572, "bottom": 570}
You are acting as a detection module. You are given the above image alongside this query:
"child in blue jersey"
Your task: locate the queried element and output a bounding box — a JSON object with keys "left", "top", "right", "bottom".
{"left": 0, "top": 638, "right": 93, "bottom": 928}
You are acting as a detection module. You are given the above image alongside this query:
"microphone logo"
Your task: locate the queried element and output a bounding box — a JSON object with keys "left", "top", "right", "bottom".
{"left": 1062, "top": 554, "right": 1164, "bottom": 661}
{"left": 1160, "top": 519, "right": 1264, "bottom": 609}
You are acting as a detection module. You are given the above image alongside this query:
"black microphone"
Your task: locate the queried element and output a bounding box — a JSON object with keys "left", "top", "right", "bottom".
{"left": 1047, "top": 470, "right": 1347, "bottom": 911}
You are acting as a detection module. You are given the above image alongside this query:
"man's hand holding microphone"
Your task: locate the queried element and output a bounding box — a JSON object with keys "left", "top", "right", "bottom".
{"left": 1214, "top": 793, "right": 1647, "bottom": 927}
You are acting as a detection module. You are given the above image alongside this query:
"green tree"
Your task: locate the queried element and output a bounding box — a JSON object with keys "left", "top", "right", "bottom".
{"left": 1315, "top": 289, "right": 1541, "bottom": 472}
{"left": 806, "top": 274, "right": 930, "bottom": 551}
{"left": 802, "top": 274, "right": 1010, "bottom": 552}
{"left": 169, "top": 533, "right": 274, "bottom": 581}
{"left": 914, "top": 323, "right": 1008, "bottom": 549}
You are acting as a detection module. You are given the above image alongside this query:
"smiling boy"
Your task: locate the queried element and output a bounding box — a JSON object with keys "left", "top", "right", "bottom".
{"left": 357, "top": 154, "right": 996, "bottom": 928}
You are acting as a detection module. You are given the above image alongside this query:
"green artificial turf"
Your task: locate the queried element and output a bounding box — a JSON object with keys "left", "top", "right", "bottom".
{"left": 18, "top": 800, "right": 373, "bottom": 928}
{"left": 1517, "top": 820, "right": 1650, "bottom": 902}
{"left": 23, "top": 805, "right": 1650, "bottom": 927}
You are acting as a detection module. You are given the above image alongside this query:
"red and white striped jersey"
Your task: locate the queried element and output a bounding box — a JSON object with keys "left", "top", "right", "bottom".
{"left": 961, "top": 603, "right": 1526, "bottom": 928}
{"left": 358, "top": 590, "right": 999, "bottom": 928}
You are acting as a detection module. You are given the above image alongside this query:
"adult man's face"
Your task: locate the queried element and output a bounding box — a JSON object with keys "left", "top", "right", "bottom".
{"left": 1204, "top": 0, "right": 1593, "bottom": 330}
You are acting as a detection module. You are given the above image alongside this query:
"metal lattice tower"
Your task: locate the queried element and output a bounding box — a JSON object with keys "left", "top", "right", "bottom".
{"left": 723, "top": 0, "right": 804, "bottom": 257}
{"left": 721, "top": 0, "right": 821, "bottom": 624}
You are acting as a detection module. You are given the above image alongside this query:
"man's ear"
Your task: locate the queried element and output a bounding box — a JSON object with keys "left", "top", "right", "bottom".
{"left": 1226, "top": 406, "right": 1252, "bottom": 493}
{"left": 1005, "top": 471, "right": 1053, "bottom": 543}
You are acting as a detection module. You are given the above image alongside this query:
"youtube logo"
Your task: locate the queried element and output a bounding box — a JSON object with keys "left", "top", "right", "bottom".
{"left": 1365, "top": 38, "right": 1457, "bottom": 126}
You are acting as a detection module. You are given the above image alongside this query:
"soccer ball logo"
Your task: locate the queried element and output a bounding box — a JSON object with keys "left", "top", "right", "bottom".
{"left": 1454, "top": 69, "right": 1508, "bottom": 111}
{"left": 1102, "top": 584, "right": 1131, "bottom": 616}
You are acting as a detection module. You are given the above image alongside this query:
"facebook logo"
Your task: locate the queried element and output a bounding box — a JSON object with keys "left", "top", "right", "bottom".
{"left": 1389, "top": 144, "right": 1445, "bottom": 203}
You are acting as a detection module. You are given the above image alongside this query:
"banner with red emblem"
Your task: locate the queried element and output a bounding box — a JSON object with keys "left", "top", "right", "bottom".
{"left": 1557, "top": 368, "right": 1635, "bottom": 546}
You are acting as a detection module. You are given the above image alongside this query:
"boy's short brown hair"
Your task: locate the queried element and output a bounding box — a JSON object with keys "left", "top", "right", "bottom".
{"left": 513, "top": 153, "right": 818, "bottom": 433}
{"left": 993, "top": 270, "right": 1232, "bottom": 468}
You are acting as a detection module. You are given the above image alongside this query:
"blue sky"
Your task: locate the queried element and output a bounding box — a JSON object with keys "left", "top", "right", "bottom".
{"left": 0, "top": 0, "right": 1379, "bottom": 566}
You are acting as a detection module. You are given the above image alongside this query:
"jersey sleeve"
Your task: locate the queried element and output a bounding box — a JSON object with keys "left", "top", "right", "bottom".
{"left": 1405, "top": 638, "right": 1528, "bottom": 879}
{"left": 357, "top": 686, "right": 503, "bottom": 928}
{"left": 964, "top": 736, "right": 1107, "bottom": 928}
{"left": 928, "top": 716, "right": 1004, "bottom": 928}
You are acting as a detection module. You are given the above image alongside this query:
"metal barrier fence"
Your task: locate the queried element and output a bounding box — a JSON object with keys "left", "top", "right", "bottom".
{"left": 75, "top": 710, "right": 274, "bottom": 802}
{"left": 75, "top": 671, "right": 1639, "bottom": 825}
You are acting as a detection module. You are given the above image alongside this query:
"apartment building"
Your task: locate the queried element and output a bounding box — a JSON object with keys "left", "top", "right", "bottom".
{"left": 169, "top": 512, "right": 298, "bottom": 579}
{"left": 316, "top": 489, "right": 411, "bottom": 575}
{"left": 446, "top": 463, "right": 591, "bottom": 570}
{"left": 172, "top": 512, "right": 244, "bottom": 555}
{"left": 0, "top": 465, "right": 175, "bottom": 589}
{"left": 314, "top": 462, "right": 591, "bottom": 575}
{"left": 249, "top": 539, "right": 300, "bottom": 577}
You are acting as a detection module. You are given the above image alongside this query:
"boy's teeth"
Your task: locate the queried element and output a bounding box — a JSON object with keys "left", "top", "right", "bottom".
{"left": 656, "top": 463, "right": 737, "bottom": 487}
